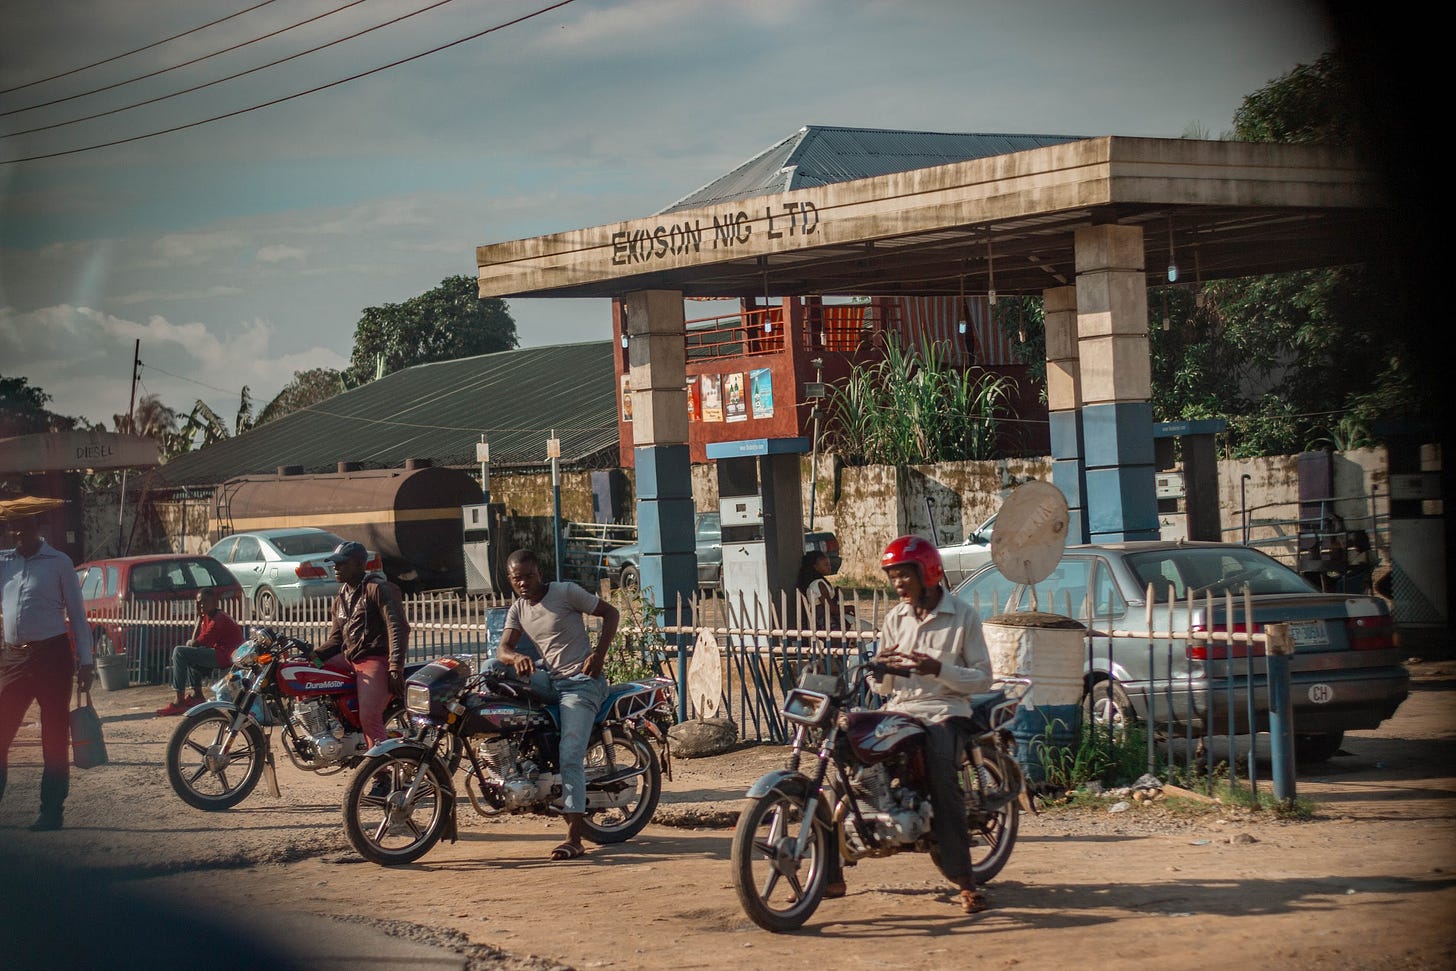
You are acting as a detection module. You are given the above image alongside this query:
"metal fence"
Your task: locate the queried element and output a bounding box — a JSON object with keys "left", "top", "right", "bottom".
{"left": 87, "top": 582, "right": 1287, "bottom": 791}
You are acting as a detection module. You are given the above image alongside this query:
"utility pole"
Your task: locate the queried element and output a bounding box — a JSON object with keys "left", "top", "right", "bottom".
{"left": 117, "top": 340, "right": 140, "bottom": 553}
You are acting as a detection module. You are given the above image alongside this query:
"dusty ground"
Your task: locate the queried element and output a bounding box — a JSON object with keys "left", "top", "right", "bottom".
{"left": 2, "top": 635, "right": 1454, "bottom": 970}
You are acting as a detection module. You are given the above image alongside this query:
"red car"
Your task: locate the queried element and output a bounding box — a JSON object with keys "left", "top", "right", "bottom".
{"left": 75, "top": 555, "right": 244, "bottom": 671}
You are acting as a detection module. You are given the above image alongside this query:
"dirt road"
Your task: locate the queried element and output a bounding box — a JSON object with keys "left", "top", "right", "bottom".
{"left": 2, "top": 648, "right": 1453, "bottom": 970}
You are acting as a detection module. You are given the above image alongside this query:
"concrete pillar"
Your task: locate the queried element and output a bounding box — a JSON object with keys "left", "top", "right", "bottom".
{"left": 1043, "top": 285, "right": 1086, "bottom": 543}
{"left": 1074, "top": 225, "right": 1159, "bottom": 542}
{"left": 625, "top": 290, "right": 696, "bottom": 615}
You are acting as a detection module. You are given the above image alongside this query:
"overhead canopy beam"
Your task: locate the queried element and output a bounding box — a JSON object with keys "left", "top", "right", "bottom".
{"left": 477, "top": 136, "right": 1383, "bottom": 301}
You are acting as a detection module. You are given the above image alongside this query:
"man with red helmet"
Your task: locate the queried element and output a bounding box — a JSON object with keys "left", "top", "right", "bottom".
{"left": 870, "top": 534, "right": 994, "bottom": 914}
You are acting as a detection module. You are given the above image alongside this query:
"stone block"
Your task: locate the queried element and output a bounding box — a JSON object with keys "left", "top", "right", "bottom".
{"left": 1082, "top": 402, "right": 1155, "bottom": 467}
{"left": 1074, "top": 224, "right": 1145, "bottom": 274}
{"left": 1085, "top": 465, "right": 1159, "bottom": 538}
{"left": 634, "top": 445, "right": 692, "bottom": 500}
{"left": 635, "top": 498, "right": 696, "bottom": 555}
{"left": 1077, "top": 335, "right": 1151, "bottom": 403}
{"left": 628, "top": 333, "right": 687, "bottom": 389}
{"left": 624, "top": 290, "right": 685, "bottom": 337}
{"left": 631, "top": 388, "right": 689, "bottom": 446}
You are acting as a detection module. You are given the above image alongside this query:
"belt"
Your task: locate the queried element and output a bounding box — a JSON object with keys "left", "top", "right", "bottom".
{"left": 3, "top": 634, "right": 69, "bottom": 651}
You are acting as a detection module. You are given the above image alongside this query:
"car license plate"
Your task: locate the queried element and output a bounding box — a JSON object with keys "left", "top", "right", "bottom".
{"left": 1307, "top": 683, "right": 1335, "bottom": 704}
{"left": 1288, "top": 620, "right": 1329, "bottom": 647}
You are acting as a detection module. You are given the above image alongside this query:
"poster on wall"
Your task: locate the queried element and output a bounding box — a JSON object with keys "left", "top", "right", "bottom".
{"left": 620, "top": 374, "right": 633, "bottom": 423}
{"left": 686, "top": 380, "right": 701, "bottom": 422}
{"left": 749, "top": 368, "right": 773, "bottom": 419}
{"left": 724, "top": 372, "right": 747, "bottom": 423}
{"left": 700, "top": 373, "right": 724, "bottom": 422}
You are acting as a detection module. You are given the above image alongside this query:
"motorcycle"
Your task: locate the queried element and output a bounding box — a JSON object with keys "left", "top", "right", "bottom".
{"left": 165, "top": 626, "right": 420, "bottom": 810}
{"left": 731, "top": 660, "right": 1031, "bottom": 931}
{"left": 340, "top": 656, "right": 675, "bottom": 866}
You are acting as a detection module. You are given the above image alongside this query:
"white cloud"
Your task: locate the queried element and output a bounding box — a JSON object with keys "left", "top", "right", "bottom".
{"left": 256, "top": 245, "right": 306, "bottom": 264}
{"left": 145, "top": 232, "right": 247, "bottom": 267}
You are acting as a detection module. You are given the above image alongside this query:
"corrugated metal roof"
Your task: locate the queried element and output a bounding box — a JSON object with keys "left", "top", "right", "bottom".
{"left": 659, "top": 125, "right": 1085, "bottom": 214}
{"left": 153, "top": 341, "right": 619, "bottom": 488}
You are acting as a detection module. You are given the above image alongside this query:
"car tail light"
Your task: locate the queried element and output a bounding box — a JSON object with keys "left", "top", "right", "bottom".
{"left": 366, "top": 555, "right": 383, "bottom": 571}
{"left": 1347, "top": 614, "right": 1396, "bottom": 650}
{"left": 296, "top": 563, "right": 329, "bottom": 579}
{"left": 824, "top": 536, "right": 839, "bottom": 555}
{"left": 1186, "top": 622, "right": 1266, "bottom": 660}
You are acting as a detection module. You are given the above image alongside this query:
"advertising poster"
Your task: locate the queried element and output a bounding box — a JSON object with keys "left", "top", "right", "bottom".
{"left": 724, "top": 372, "right": 748, "bottom": 423}
{"left": 620, "top": 374, "right": 632, "bottom": 423}
{"left": 749, "top": 368, "right": 773, "bottom": 418}
{"left": 700, "top": 373, "right": 724, "bottom": 422}
{"left": 687, "top": 380, "right": 701, "bottom": 422}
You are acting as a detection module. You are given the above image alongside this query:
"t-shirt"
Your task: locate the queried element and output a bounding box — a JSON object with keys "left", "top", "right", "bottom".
{"left": 196, "top": 609, "right": 245, "bottom": 669}
{"left": 503, "top": 581, "right": 601, "bottom": 677}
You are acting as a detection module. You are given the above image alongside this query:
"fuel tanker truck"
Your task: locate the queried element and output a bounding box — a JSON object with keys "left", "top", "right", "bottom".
{"left": 210, "top": 460, "right": 486, "bottom": 591}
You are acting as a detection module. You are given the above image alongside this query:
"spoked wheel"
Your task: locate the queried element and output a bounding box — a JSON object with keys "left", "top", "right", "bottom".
{"left": 731, "top": 790, "right": 829, "bottom": 932}
{"left": 342, "top": 750, "right": 450, "bottom": 866}
{"left": 166, "top": 709, "right": 266, "bottom": 810}
{"left": 579, "top": 730, "right": 661, "bottom": 844}
{"left": 957, "top": 754, "right": 1021, "bottom": 884}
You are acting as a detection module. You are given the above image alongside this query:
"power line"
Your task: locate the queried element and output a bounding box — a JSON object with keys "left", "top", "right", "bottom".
{"left": 0, "top": 0, "right": 282, "bottom": 96}
{"left": 142, "top": 362, "right": 248, "bottom": 399}
{"left": 1, "top": 0, "right": 576, "bottom": 164}
{"left": 4, "top": 0, "right": 463, "bottom": 137}
{"left": 2, "top": 0, "right": 374, "bottom": 119}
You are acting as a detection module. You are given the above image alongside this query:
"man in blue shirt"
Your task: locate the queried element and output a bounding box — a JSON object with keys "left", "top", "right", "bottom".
{"left": 0, "top": 511, "right": 93, "bottom": 831}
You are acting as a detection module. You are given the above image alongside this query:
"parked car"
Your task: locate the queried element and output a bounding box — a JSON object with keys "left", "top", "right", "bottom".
{"left": 604, "top": 511, "right": 841, "bottom": 591}
{"left": 951, "top": 541, "right": 1409, "bottom": 764}
{"left": 938, "top": 511, "right": 997, "bottom": 587}
{"left": 74, "top": 554, "right": 243, "bottom": 659}
{"left": 206, "top": 527, "right": 380, "bottom": 619}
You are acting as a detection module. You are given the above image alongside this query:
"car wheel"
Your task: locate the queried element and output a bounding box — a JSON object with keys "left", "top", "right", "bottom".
{"left": 1082, "top": 678, "right": 1135, "bottom": 738}
{"left": 618, "top": 564, "right": 639, "bottom": 591}
{"left": 1294, "top": 731, "right": 1345, "bottom": 764}
{"left": 255, "top": 587, "right": 279, "bottom": 621}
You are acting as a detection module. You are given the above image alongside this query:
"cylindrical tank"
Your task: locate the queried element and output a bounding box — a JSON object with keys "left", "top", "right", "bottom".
{"left": 211, "top": 464, "right": 484, "bottom": 590}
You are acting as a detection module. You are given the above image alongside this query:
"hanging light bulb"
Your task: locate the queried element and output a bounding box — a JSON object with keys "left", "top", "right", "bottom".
{"left": 620, "top": 330, "right": 628, "bottom": 349}
{"left": 957, "top": 273, "right": 967, "bottom": 334}
{"left": 762, "top": 269, "right": 773, "bottom": 333}
{"left": 1166, "top": 216, "right": 1178, "bottom": 283}
{"left": 986, "top": 229, "right": 997, "bottom": 305}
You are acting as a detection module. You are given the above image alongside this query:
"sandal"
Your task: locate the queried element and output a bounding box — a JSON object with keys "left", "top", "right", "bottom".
{"left": 959, "top": 889, "right": 989, "bottom": 914}
{"left": 550, "top": 841, "right": 585, "bottom": 861}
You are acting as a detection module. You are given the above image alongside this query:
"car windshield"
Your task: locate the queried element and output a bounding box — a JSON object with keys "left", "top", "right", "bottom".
{"left": 1123, "top": 546, "right": 1314, "bottom": 599}
{"left": 269, "top": 532, "right": 344, "bottom": 557}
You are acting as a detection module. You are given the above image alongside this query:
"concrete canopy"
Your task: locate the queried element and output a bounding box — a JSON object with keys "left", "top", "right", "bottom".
{"left": 475, "top": 136, "right": 1383, "bottom": 301}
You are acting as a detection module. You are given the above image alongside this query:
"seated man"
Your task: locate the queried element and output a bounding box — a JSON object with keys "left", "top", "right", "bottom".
{"left": 491, "top": 548, "right": 619, "bottom": 861}
{"left": 156, "top": 588, "right": 243, "bottom": 716}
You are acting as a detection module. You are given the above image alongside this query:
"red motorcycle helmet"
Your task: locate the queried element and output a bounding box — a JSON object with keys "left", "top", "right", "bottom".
{"left": 880, "top": 535, "right": 945, "bottom": 588}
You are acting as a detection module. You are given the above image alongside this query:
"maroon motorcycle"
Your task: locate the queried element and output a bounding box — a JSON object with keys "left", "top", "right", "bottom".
{"left": 165, "top": 626, "right": 418, "bottom": 810}
{"left": 731, "top": 660, "right": 1030, "bottom": 931}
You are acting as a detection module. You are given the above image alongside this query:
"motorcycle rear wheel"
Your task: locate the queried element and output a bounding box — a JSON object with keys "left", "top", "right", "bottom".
{"left": 342, "top": 750, "right": 450, "bottom": 866}
{"left": 731, "top": 790, "right": 829, "bottom": 932}
{"left": 958, "top": 753, "right": 1021, "bottom": 884}
{"left": 579, "top": 730, "right": 661, "bottom": 844}
{"left": 166, "top": 709, "right": 267, "bottom": 811}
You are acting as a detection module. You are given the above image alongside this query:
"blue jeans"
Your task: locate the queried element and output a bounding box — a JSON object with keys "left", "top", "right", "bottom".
{"left": 171, "top": 645, "right": 220, "bottom": 694}
{"left": 483, "top": 660, "right": 608, "bottom": 814}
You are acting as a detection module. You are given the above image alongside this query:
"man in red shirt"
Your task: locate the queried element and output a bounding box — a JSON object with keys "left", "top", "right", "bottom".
{"left": 156, "top": 587, "right": 243, "bottom": 716}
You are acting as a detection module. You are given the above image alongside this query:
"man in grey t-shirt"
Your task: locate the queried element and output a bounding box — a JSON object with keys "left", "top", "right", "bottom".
{"left": 494, "top": 549, "right": 620, "bottom": 861}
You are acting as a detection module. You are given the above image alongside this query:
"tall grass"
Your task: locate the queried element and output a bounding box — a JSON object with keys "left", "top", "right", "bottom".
{"left": 824, "top": 332, "right": 1017, "bottom": 465}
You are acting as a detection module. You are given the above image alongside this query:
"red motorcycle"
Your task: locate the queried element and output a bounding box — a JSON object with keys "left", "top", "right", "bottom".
{"left": 165, "top": 627, "right": 417, "bottom": 810}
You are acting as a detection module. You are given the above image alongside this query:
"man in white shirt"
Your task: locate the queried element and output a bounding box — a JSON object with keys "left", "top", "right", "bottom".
{"left": 869, "top": 534, "right": 993, "bottom": 915}
{"left": 493, "top": 548, "right": 620, "bottom": 861}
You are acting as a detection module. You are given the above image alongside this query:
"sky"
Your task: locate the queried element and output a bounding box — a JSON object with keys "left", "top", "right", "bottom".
{"left": 0, "top": 0, "right": 1340, "bottom": 432}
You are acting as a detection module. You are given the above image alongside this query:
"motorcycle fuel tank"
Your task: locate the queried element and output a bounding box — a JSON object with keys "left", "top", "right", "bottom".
{"left": 462, "top": 694, "right": 554, "bottom": 735}
{"left": 843, "top": 710, "right": 926, "bottom": 764}
{"left": 277, "top": 663, "right": 354, "bottom": 695}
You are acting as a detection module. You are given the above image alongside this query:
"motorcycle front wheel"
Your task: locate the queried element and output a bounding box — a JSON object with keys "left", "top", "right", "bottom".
{"left": 342, "top": 750, "right": 451, "bottom": 866}
{"left": 579, "top": 730, "right": 661, "bottom": 844}
{"left": 731, "top": 790, "right": 829, "bottom": 932}
{"left": 166, "top": 709, "right": 267, "bottom": 810}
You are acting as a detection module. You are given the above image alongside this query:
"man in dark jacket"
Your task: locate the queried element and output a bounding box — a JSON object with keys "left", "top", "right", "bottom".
{"left": 313, "top": 541, "right": 409, "bottom": 746}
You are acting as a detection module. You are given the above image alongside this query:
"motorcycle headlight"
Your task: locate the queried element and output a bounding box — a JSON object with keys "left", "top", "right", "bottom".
{"left": 406, "top": 682, "right": 433, "bottom": 714}
{"left": 231, "top": 642, "right": 259, "bottom": 667}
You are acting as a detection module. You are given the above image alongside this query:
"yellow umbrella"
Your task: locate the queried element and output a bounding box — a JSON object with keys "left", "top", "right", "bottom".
{"left": 0, "top": 496, "right": 67, "bottom": 520}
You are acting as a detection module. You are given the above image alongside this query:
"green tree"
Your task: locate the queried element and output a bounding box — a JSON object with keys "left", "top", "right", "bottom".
{"left": 257, "top": 368, "right": 344, "bottom": 425}
{"left": 1151, "top": 51, "right": 1430, "bottom": 456}
{"left": 347, "top": 275, "right": 518, "bottom": 384}
{"left": 1, "top": 375, "right": 78, "bottom": 437}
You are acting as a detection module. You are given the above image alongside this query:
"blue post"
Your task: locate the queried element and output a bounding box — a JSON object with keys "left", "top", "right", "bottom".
{"left": 675, "top": 629, "right": 689, "bottom": 723}
{"left": 1265, "top": 623, "right": 1296, "bottom": 802}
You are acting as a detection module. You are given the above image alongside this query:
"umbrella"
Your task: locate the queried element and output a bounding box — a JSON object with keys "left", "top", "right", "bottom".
{"left": 0, "top": 496, "right": 67, "bottom": 520}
